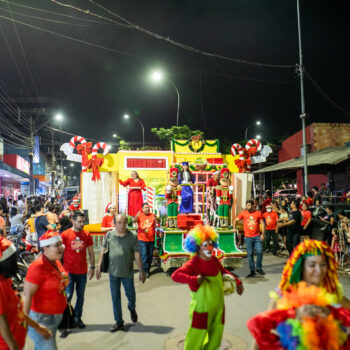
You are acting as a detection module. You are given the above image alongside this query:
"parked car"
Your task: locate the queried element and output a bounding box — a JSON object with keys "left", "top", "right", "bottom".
{"left": 273, "top": 189, "right": 297, "bottom": 199}
{"left": 308, "top": 203, "right": 350, "bottom": 240}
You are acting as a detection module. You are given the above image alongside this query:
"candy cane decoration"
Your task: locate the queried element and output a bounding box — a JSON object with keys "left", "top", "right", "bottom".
{"left": 146, "top": 187, "right": 155, "bottom": 211}
{"left": 245, "top": 139, "right": 262, "bottom": 152}
{"left": 69, "top": 135, "right": 86, "bottom": 148}
{"left": 69, "top": 136, "right": 87, "bottom": 171}
{"left": 230, "top": 143, "right": 242, "bottom": 156}
{"left": 92, "top": 142, "right": 110, "bottom": 158}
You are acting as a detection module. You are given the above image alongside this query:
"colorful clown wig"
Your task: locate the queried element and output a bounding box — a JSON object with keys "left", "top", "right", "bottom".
{"left": 278, "top": 240, "right": 341, "bottom": 302}
{"left": 184, "top": 224, "right": 218, "bottom": 253}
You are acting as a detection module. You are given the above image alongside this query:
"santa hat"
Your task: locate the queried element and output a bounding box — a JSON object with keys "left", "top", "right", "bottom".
{"left": 73, "top": 196, "right": 79, "bottom": 202}
{"left": 105, "top": 202, "right": 115, "bottom": 214}
{"left": 266, "top": 204, "right": 272, "bottom": 209}
{"left": 169, "top": 168, "right": 178, "bottom": 178}
{"left": 213, "top": 170, "right": 220, "bottom": 176}
{"left": 220, "top": 168, "right": 229, "bottom": 178}
{"left": 39, "top": 230, "right": 62, "bottom": 248}
{"left": 0, "top": 237, "right": 17, "bottom": 263}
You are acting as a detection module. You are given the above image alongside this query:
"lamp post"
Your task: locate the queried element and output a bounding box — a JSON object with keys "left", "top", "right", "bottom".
{"left": 150, "top": 70, "right": 180, "bottom": 126}
{"left": 245, "top": 120, "right": 261, "bottom": 140}
{"left": 296, "top": 0, "right": 308, "bottom": 194}
{"left": 124, "top": 114, "right": 145, "bottom": 148}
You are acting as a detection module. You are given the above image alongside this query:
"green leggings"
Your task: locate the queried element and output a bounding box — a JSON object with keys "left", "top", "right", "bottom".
{"left": 167, "top": 202, "right": 178, "bottom": 218}
{"left": 218, "top": 204, "right": 229, "bottom": 219}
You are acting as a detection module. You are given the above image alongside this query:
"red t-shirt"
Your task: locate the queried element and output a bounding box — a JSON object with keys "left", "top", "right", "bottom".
{"left": 263, "top": 211, "right": 279, "bottom": 230}
{"left": 301, "top": 210, "right": 312, "bottom": 227}
{"left": 68, "top": 204, "right": 81, "bottom": 211}
{"left": 0, "top": 277, "right": 26, "bottom": 350}
{"left": 237, "top": 210, "right": 263, "bottom": 237}
{"left": 25, "top": 255, "right": 68, "bottom": 315}
{"left": 306, "top": 197, "right": 314, "bottom": 206}
{"left": 101, "top": 215, "right": 114, "bottom": 228}
{"left": 61, "top": 228, "right": 93, "bottom": 274}
{"left": 137, "top": 213, "right": 156, "bottom": 242}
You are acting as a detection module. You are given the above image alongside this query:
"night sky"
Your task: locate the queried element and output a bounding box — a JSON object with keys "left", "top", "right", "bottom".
{"left": 0, "top": 0, "right": 349, "bottom": 148}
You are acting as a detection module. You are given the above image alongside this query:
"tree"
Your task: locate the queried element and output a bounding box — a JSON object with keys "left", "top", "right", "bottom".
{"left": 118, "top": 140, "right": 132, "bottom": 150}
{"left": 151, "top": 125, "right": 204, "bottom": 148}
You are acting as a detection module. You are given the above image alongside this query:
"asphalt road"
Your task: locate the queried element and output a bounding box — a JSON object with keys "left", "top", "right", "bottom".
{"left": 25, "top": 253, "right": 350, "bottom": 350}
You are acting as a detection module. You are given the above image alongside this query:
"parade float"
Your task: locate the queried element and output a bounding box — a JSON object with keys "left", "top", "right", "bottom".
{"left": 60, "top": 135, "right": 271, "bottom": 270}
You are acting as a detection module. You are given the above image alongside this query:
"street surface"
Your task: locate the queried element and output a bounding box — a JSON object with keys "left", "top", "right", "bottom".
{"left": 25, "top": 253, "right": 350, "bottom": 350}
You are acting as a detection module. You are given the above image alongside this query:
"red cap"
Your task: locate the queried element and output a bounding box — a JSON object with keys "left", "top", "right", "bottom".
{"left": 39, "top": 230, "right": 62, "bottom": 248}
{"left": 0, "top": 237, "right": 16, "bottom": 263}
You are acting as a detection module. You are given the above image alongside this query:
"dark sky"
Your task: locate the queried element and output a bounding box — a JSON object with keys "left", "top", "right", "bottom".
{"left": 0, "top": 0, "right": 349, "bottom": 148}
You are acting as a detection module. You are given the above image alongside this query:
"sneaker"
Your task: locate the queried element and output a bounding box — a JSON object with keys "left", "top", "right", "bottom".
{"left": 145, "top": 272, "right": 151, "bottom": 278}
{"left": 246, "top": 271, "right": 256, "bottom": 278}
{"left": 256, "top": 269, "right": 265, "bottom": 275}
{"left": 129, "top": 308, "right": 138, "bottom": 323}
{"left": 110, "top": 322, "right": 124, "bottom": 333}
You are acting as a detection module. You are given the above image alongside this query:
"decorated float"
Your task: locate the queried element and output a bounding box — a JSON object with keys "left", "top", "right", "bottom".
{"left": 61, "top": 135, "right": 271, "bottom": 270}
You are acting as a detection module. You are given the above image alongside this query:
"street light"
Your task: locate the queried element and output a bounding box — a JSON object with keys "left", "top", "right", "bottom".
{"left": 123, "top": 114, "right": 145, "bottom": 148}
{"left": 256, "top": 134, "right": 261, "bottom": 140}
{"left": 113, "top": 134, "right": 118, "bottom": 138}
{"left": 245, "top": 120, "right": 261, "bottom": 140}
{"left": 70, "top": 163, "right": 74, "bottom": 167}
{"left": 150, "top": 69, "right": 180, "bottom": 126}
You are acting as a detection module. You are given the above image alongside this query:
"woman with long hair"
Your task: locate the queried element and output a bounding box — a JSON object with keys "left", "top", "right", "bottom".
{"left": 178, "top": 162, "right": 195, "bottom": 214}
{"left": 119, "top": 171, "right": 146, "bottom": 217}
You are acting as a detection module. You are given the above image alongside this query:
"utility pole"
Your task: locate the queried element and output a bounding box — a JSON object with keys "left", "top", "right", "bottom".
{"left": 29, "top": 115, "right": 34, "bottom": 195}
{"left": 51, "top": 128, "right": 55, "bottom": 195}
{"left": 297, "top": 0, "right": 309, "bottom": 194}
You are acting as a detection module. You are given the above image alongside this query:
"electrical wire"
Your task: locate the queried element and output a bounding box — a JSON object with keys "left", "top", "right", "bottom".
{"left": 6, "top": 3, "right": 41, "bottom": 104}
{"left": 51, "top": 0, "right": 295, "bottom": 69}
{"left": 0, "top": 12, "right": 296, "bottom": 86}
{"left": 304, "top": 69, "right": 349, "bottom": 117}
{"left": 0, "top": 0, "right": 122, "bottom": 25}
{"left": 0, "top": 6, "right": 95, "bottom": 26}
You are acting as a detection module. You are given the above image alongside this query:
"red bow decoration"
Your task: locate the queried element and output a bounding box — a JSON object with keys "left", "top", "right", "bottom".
{"left": 76, "top": 142, "right": 92, "bottom": 170}
{"left": 234, "top": 148, "right": 258, "bottom": 173}
{"left": 86, "top": 157, "right": 104, "bottom": 182}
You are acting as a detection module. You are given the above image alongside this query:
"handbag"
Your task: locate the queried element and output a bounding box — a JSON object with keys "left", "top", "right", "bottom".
{"left": 58, "top": 303, "right": 75, "bottom": 330}
{"left": 100, "top": 232, "right": 110, "bottom": 273}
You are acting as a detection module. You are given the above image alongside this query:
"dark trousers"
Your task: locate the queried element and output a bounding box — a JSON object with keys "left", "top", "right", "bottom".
{"left": 286, "top": 232, "right": 301, "bottom": 255}
{"left": 265, "top": 229, "right": 278, "bottom": 253}
{"left": 245, "top": 236, "right": 263, "bottom": 271}
{"left": 66, "top": 273, "right": 87, "bottom": 319}
{"left": 109, "top": 276, "right": 136, "bottom": 323}
{"left": 138, "top": 240, "right": 154, "bottom": 273}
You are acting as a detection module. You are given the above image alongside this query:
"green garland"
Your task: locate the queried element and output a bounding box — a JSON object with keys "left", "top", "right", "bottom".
{"left": 172, "top": 138, "right": 219, "bottom": 153}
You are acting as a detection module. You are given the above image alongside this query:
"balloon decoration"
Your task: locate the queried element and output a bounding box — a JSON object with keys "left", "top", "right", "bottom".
{"left": 231, "top": 139, "right": 262, "bottom": 173}
{"left": 69, "top": 136, "right": 110, "bottom": 182}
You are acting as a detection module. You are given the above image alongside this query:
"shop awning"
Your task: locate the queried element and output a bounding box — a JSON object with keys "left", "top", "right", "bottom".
{"left": 253, "top": 146, "right": 350, "bottom": 174}
{"left": 0, "top": 161, "right": 30, "bottom": 182}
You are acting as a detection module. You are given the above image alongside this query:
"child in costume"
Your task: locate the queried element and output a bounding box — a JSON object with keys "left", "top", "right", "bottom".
{"left": 165, "top": 168, "right": 181, "bottom": 228}
{"left": 216, "top": 168, "right": 233, "bottom": 228}
{"left": 247, "top": 240, "right": 350, "bottom": 350}
{"left": 172, "top": 224, "right": 244, "bottom": 350}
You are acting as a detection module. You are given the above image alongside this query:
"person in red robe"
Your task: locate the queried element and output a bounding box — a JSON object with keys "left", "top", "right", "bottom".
{"left": 119, "top": 171, "right": 146, "bottom": 217}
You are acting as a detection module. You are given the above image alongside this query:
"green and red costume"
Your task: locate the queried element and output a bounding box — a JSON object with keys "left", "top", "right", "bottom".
{"left": 172, "top": 255, "right": 242, "bottom": 349}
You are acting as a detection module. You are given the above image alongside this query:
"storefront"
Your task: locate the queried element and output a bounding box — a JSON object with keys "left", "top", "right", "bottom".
{"left": 0, "top": 161, "right": 30, "bottom": 196}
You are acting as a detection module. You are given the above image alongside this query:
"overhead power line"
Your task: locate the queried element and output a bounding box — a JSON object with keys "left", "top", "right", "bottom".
{"left": 304, "top": 70, "right": 349, "bottom": 117}
{"left": 50, "top": 0, "right": 295, "bottom": 69}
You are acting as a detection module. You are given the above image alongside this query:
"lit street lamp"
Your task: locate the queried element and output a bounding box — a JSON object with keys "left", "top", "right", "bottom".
{"left": 245, "top": 120, "right": 261, "bottom": 140}
{"left": 150, "top": 70, "right": 180, "bottom": 127}
{"left": 123, "top": 114, "right": 145, "bottom": 148}
{"left": 256, "top": 134, "right": 261, "bottom": 140}
{"left": 112, "top": 134, "right": 118, "bottom": 138}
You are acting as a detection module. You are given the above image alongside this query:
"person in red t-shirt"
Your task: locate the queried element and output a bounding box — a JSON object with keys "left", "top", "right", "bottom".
{"left": 0, "top": 237, "right": 51, "bottom": 350}
{"left": 101, "top": 203, "right": 116, "bottom": 233}
{"left": 134, "top": 203, "right": 158, "bottom": 278}
{"left": 68, "top": 196, "right": 81, "bottom": 213}
{"left": 23, "top": 231, "right": 67, "bottom": 349}
{"left": 262, "top": 204, "right": 279, "bottom": 255}
{"left": 301, "top": 202, "right": 312, "bottom": 238}
{"left": 61, "top": 211, "right": 94, "bottom": 329}
{"left": 234, "top": 200, "right": 265, "bottom": 278}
